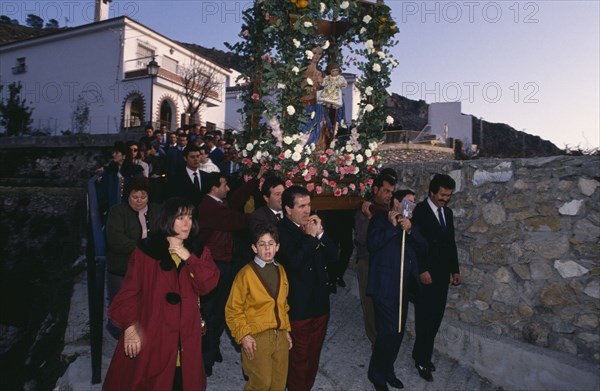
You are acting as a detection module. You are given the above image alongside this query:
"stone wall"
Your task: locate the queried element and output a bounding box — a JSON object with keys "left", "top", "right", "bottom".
{"left": 379, "top": 143, "right": 455, "bottom": 163}
{"left": 387, "top": 156, "right": 600, "bottom": 367}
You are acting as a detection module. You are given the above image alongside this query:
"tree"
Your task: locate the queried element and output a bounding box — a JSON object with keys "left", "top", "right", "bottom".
{"left": 71, "top": 94, "right": 90, "bottom": 133}
{"left": 0, "top": 15, "right": 11, "bottom": 24}
{"left": 26, "top": 14, "right": 43, "bottom": 29}
{"left": 179, "top": 60, "right": 223, "bottom": 124}
{"left": 0, "top": 82, "right": 34, "bottom": 135}
{"left": 45, "top": 19, "right": 59, "bottom": 29}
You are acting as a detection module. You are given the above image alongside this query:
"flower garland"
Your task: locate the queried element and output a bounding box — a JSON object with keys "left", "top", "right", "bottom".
{"left": 226, "top": 0, "right": 398, "bottom": 196}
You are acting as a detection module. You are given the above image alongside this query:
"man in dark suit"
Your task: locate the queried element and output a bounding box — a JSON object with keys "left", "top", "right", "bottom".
{"left": 248, "top": 176, "right": 286, "bottom": 232}
{"left": 367, "top": 191, "right": 426, "bottom": 391}
{"left": 168, "top": 145, "right": 208, "bottom": 205}
{"left": 411, "top": 174, "right": 461, "bottom": 382}
{"left": 164, "top": 132, "right": 183, "bottom": 178}
{"left": 276, "top": 186, "right": 338, "bottom": 391}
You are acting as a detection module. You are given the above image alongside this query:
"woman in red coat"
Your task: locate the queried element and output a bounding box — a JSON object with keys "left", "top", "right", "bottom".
{"left": 103, "top": 197, "right": 220, "bottom": 391}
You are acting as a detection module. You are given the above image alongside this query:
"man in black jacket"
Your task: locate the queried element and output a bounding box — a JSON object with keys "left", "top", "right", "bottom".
{"left": 276, "top": 186, "right": 338, "bottom": 391}
{"left": 411, "top": 174, "right": 461, "bottom": 382}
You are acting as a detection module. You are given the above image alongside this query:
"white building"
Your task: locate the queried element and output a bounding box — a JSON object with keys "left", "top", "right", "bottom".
{"left": 0, "top": 6, "right": 234, "bottom": 134}
{"left": 428, "top": 102, "right": 473, "bottom": 148}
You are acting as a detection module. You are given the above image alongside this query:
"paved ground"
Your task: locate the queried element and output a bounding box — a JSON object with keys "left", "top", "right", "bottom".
{"left": 57, "top": 270, "right": 499, "bottom": 391}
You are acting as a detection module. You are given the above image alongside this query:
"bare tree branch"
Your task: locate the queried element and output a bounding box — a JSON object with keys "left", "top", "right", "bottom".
{"left": 179, "top": 59, "right": 223, "bottom": 122}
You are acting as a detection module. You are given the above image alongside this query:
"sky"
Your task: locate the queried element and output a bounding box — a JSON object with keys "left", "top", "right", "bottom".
{"left": 3, "top": 0, "right": 599, "bottom": 150}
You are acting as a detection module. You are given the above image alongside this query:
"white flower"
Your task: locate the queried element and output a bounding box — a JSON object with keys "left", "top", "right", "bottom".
{"left": 363, "top": 15, "right": 372, "bottom": 24}
{"left": 390, "top": 59, "right": 398, "bottom": 68}
{"left": 306, "top": 77, "right": 314, "bottom": 86}
{"left": 292, "top": 151, "right": 302, "bottom": 162}
{"left": 322, "top": 40, "right": 330, "bottom": 50}
{"left": 340, "top": 1, "right": 350, "bottom": 9}
{"left": 386, "top": 115, "right": 394, "bottom": 125}
{"left": 277, "top": 83, "right": 286, "bottom": 90}
{"left": 293, "top": 38, "right": 301, "bottom": 48}
{"left": 242, "top": 150, "right": 248, "bottom": 157}
{"left": 369, "top": 141, "right": 378, "bottom": 150}
{"left": 252, "top": 155, "right": 258, "bottom": 163}
{"left": 246, "top": 142, "right": 254, "bottom": 151}
{"left": 365, "top": 104, "right": 374, "bottom": 112}
{"left": 360, "top": 27, "right": 366, "bottom": 34}
{"left": 356, "top": 154, "right": 364, "bottom": 163}
{"left": 294, "top": 143, "right": 303, "bottom": 153}
{"left": 310, "top": 111, "right": 315, "bottom": 119}
{"left": 367, "top": 157, "right": 375, "bottom": 165}
{"left": 373, "top": 63, "right": 381, "bottom": 72}
{"left": 365, "top": 86, "right": 373, "bottom": 96}
{"left": 377, "top": 51, "right": 386, "bottom": 59}
{"left": 286, "top": 105, "right": 296, "bottom": 115}
{"left": 256, "top": 151, "right": 263, "bottom": 160}
{"left": 354, "top": 166, "right": 360, "bottom": 174}
{"left": 292, "top": 66, "right": 300, "bottom": 74}
{"left": 365, "top": 149, "right": 372, "bottom": 157}
{"left": 283, "top": 136, "right": 293, "bottom": 145}
{"left": 302, "top": 169, "right": 308, "bottom": 176}
{"left": 306, "top": 50, "right": 314, "bottom": 60}
{"left": 365, "top": 39, "right": 374, "bottom": 50}
{"left": 345, "top": 144, "right": 353, "bottom": 152}
{"left": 320, "top": 2, "right": 326, "bottom": 13}
{"left": 303, "top": 21, "right": 313, "bottom": 28}
{"left": 263, "top": 151, "right": 270, "bottom": 157}
{"left": 284, "top": 149, "right": 292, "bottom": 159}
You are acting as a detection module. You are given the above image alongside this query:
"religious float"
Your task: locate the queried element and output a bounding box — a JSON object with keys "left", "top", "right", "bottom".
{"left": 228, "top": 0, "right": 399, "bottom": 209}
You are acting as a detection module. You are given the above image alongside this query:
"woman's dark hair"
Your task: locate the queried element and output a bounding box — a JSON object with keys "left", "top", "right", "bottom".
{"left": 123, "top": 176, "right": 151, "bottom": 198}
{"left": 153, "top": 197, "right": 198, "bottom": 238}
{"left": 393, "top": 189, "right": 415, "bottom": 203}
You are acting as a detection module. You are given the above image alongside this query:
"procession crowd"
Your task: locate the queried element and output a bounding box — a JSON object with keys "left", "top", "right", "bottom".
{"left": 95, "top": 124, "right": 461, "bottom": 391}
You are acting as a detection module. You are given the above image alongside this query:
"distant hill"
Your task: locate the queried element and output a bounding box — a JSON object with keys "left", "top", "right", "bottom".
{"left": 384, "top": 93, "right": 562, "bottom": 157}
{"left": 1, "top": 22, "right": 564, "bottom": 157}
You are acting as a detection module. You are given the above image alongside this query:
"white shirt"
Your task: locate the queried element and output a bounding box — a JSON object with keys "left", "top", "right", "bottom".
{"left": 427, "top": 197, "right": 445, "bottom": 226}
{"left": 186, "top": 167, "right": 201, "bottom": 187}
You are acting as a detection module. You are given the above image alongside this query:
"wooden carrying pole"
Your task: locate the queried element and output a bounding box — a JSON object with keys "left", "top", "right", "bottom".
{"left": 398, "top": 229, "right": 406, "bottom": 333}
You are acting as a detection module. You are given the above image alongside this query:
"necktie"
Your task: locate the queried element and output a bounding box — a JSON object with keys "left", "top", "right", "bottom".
{"left": 276, "top": 212, "right": 282, "bottom": 221}
{"left": 437, "top": 207, "right": 447, "bottom": 232}
{"left": 193, "top": 172, "right": 200, "bottom": 191}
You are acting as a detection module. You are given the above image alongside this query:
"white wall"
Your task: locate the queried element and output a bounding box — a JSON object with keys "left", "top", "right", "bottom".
{"left": 429, "top": 102, "right": 472, "bottom": 148}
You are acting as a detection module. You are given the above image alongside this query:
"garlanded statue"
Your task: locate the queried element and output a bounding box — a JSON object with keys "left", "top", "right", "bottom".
{"left": 301, "top": 47, "right": 348, "bottom": 150}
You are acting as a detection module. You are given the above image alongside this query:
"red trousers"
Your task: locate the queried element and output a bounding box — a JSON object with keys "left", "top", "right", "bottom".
{"left": 287, "top": 313, "right": 329, "bottom": 391}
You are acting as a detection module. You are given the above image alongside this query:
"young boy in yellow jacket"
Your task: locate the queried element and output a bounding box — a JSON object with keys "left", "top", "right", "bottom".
{"left": 225, "top": 224, "right": 293, "bottom": 391}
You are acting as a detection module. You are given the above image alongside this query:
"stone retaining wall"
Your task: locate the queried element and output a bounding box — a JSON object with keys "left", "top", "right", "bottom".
{"left": 387, "top": 156, "right": 599, "bottom": 366}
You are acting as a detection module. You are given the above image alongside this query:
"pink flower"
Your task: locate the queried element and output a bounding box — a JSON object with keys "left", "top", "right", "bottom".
{"left": 274, "top": 164, "right": 282, "bottom": 170}
{"left": 329, "top": 181, "right": 337, "bottom": 188}
{"left": 334, "top": 188, "right": 342, "bottom": 197}
{"left": 307, "top": 183, "right": 315, "bottom": 192}
{"left": 323, "top": 170, "right": 329, "bottom": 177}
{"left": 322, "top": 178, "right": 329, "bottom": 185}
{"left": 279, "top": 152, "right": 285, "bottom": 159}
{"left": 304, "top": 174, "right": 312, "bottom": 181}
{"left": 242, "top": 158, "right": 253, "bottom": 167}
{"left": 264, "top": 12, "right": 270, "bottom": 20}
{"left": 366, "top": 178, "right": 374, "bottom": 186}
{"left": 291, "top": 167, "right": 299, "bottom": 175}
{"left": 342, "top": 187, "right": 349, "bottom": 195}
{"left": 349, "top": 183, "right": 356, "bottom": 191}
{"left": 285, "top": 179, "right": 293, "bottom": 188}
{"left": 316, "top": 186, "right": 323, "bottom": 195}
{"left": 251, "top": 93, "right": 260, "bottom": 101}
{"left": 360, "top": 183, "right": 366, "bottom": 191}
{"left": 308, "top": 166, "right": 317, "bottom": 176}
{"left": 259, "top": 177, "right": 265, "bottom": 190}
{"left": 243, "top": 175, "right": 252, "bottom": 182}
{"left": 319, "top": 155, "right": 328, "bottom": 163}
{"left": 298, "top": 162, "right": 306, "bottom": 169}
{"left": 326, "top": 149, "right": 334, "bottom": 156}
{"left": 242, "top": 29, "right": 249, "bottom": 37}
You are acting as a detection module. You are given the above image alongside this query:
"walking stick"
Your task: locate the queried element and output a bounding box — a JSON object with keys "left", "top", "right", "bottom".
{"left": 399, "top": 229, "right": 406, "bottom": 333}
